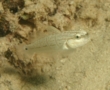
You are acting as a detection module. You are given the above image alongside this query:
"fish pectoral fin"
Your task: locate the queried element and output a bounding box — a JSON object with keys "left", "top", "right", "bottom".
{"left": 45, "top": 26, "right": 61, "bottom": 34}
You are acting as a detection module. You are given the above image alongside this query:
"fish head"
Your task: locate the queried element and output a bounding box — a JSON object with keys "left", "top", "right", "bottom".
{"left": 65, "top": 30, "right": 90, "bottom": 49}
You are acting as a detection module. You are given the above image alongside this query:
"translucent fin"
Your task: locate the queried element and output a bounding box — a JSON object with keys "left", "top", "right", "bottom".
{"left": 29, "top": 26, "right": 61, "bottom": 44}
{"left": 45, "top": 26, "right": 61, "bottom": 34}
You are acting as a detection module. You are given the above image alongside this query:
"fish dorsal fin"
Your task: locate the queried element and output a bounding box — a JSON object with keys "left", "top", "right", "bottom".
{"left": 45, "top": 26, "right": 61, "bottom": 34}
{"left": 28, "top": 26, "right": 61, "bottom": 44}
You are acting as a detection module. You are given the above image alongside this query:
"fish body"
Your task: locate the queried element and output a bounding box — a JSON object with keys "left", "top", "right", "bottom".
{"left": 24, "top": 30, "right": 90, "bottom": 54}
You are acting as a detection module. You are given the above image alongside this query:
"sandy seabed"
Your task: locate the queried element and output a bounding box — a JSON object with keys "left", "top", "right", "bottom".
{"left": 0, "top": 0, "right": 110, "bottom": 90}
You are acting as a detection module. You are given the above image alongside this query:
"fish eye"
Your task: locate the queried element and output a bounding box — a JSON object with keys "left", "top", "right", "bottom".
{"left": 76, "top": 34, "right": 81, "bottom": 39}
{"left": 25, "top": 47, "right": 28, "bottom": 50}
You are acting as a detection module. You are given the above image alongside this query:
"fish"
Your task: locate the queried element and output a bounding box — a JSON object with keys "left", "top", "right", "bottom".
{"left": 23, "top": 27, "right": 90, "bottom": 54}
